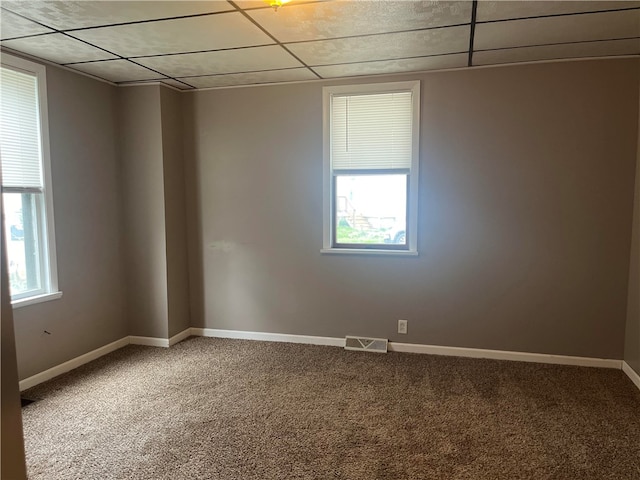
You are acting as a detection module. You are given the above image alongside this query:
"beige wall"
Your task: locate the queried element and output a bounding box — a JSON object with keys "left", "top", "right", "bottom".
{"left": 186, "top": 59, "right": 638, "bottom": 359}
{"left": 14, "top": 65, "right": 128, "bottom": 380}
{"left": 8, "top": 57, "right": 640, "bottom": 384}
{"left": 625, "top": 70, "right": 640, "bottom": 376}
{"left": 118, "top": 85, "right": 191, "bottom": 339}
{"left": 118, "top": 86, "right": 169, "bottom": 338}
{"left": 160, "top": 87, "right": 191, "bottom": 337}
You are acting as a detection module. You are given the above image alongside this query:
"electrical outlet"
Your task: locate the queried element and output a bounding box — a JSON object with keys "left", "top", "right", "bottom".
{"left": 398, "top": 319, "right": 408, "bottom": 334}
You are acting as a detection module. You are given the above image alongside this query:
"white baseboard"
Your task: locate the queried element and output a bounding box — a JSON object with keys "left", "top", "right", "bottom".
{"left": 20, "top": 328, "right": 630, "bottom": 392}
{"left": 191, "top": 328, "right": 346, "bottom": 347}
{"left": 20, "top": 331, "right": 193, "bottom": 391}
{"left": 19, "top": 337, "right": 129, "bottom": 391}
{"left": 129, "top": 335, "right": 170, "bottom": 348}
{"left": 388, "top": 342, "right": 622, "bottom": 369}
{"left": 189, "top": 329, "right": 622, "bottom": 370}
{"left": 169, "top": 328, "right": 192, "bottom": 346}
{"left": 622, "top": 361, "right": 640, "bottom": 391}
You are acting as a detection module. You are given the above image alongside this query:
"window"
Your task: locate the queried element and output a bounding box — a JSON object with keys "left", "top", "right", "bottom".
{"left": 322, "top": 81, "right": 420, "bottom": 255}
{"left": 1, "top": 53, "right": 60, "bottom": 306}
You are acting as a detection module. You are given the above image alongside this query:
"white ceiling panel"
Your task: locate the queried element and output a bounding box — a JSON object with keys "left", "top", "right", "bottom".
{"left": 0, "top": 0, "right": 637, "bottom": 89}
{"left": 1, "top": 1, "right": 234, "bottom": 30}
{"left": 234, "top": 0, "right": 330, "bottom": 9}
{"left": 70, "top": 12, "right": 274, "bottom": 57}
{"left": 179, "top": 68, "right": 317, "bottom": 88}
{"left": 0, "top": 9, "right": 54, "bottom": 40}
{"left": 233, "top": 1, "right": 272, "bottom": 8}
{"left": 70, "top": 59, "right": 165, "bottom": 82}
{"left": 249, "top": 1, "right": 472, "bottom": 43}
{"left": 288, "top": 25, "right": 469, "bottom": 66}
{"left": 314, "top": 53, "right": 468, "bottom": 78}
{"left": 161, "top": 79, "right": 195, "bottom": 90}
{"left": 477, "top": 1, "right": 640, "bottom": 22}
{"left": 135, "top": 45, "right": 302, "bottom": 77}
{"left": 1, "top": 33, "right": 117, "bottom": 63}
{"left": 474, "top": 38, "right": 640, "bottom": 66}
{"left": 475, "top": 10, "right": 640, "bottom": 50}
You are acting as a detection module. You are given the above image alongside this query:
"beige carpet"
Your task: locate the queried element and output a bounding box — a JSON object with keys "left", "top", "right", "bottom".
{"left": 21, "top": 337, "right": 640, "bottom": 479}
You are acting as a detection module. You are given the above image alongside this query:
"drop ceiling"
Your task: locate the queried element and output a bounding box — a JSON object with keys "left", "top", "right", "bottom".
{"left": 0, "top": 1, "right": 638, "bottom": 90}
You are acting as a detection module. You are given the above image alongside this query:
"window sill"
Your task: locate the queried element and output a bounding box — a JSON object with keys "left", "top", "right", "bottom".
{"left": 12, "top": 291, "right": 63, "bottom": 309}
{"left": 321, "top": 248, "right": 418, "bottom": 257}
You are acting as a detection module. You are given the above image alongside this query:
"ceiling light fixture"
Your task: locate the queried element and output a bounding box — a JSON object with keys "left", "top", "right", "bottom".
{"left": 266, "top": 0, "right": 291, "bottom": 11}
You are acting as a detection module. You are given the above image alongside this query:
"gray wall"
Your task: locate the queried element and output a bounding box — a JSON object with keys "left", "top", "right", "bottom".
{"left": 118, "top": 86, "right": 168, "bottom": 339}
{"left": 185, "top": 58, "right": 639, "bottom": 359}
{"left": 161, "top": 88, "right": 191, "bottom": 338}
{"left": 14, "top": 65, "right": 127, "bottom": 380}
{"left": 118, "top": 85, "right": 191, "bottom": 339}
{"left": 10, "top": 57, "right": 640, "bottom": 385}
{"left": 625, "top": 75, "right": 640, "bottom": 376}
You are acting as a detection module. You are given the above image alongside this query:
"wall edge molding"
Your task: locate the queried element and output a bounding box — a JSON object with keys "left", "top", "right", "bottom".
{"left": 129, "top": 335, "right": 169, "bottom": 348}
{"left": 388, "top": 342, "right": 621, "bottom": 369}
{"left": 169, "top": 328, "right": 192, "bottom": 346}
{"left": 19, "top": 330, "right": 627, "bottom": 392}
{"left": 191, "top": 329, "right": 621, "bottom": 369}
{"left": 622, "top": 361, "right": 640, "bottom": 391}
{"left": 190, "top": 328, "right": 346, "bottom": 347}
{"left": 19, "top": 337, "right": 129, "bottom": 391}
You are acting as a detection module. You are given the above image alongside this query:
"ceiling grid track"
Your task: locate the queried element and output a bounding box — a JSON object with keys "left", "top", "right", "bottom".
{"left": 0, "top": 1, "right": 637, "bottom": 90}
{"left": 468, "top": 0, "right": 478, "bottom": 67}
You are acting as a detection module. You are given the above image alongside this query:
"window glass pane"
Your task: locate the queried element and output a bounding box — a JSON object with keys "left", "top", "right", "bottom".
{"left": 2, "top": 192, "right": 43, "bottom": 296}
{"left": 335, "top": 174, "right": 407, "bottom": 246}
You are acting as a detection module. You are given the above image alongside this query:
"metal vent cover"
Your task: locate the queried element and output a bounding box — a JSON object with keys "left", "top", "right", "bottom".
{"left": 345, "top": 336, "right": 388, "bottom": 353}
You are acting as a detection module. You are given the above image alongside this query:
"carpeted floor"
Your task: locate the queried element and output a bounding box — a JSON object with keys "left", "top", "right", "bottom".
{"left": 21, "top": 337, "right": 640, "bottom": 479}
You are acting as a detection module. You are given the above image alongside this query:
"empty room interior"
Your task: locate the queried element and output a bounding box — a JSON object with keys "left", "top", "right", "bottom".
{"left": 1, "top": 0, "right": 640, "bottom": 478}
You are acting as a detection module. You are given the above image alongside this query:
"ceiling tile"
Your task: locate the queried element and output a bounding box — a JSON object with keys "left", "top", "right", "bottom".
{"left": 477, "top": 1, "right": 640, "bottom": 22}
{"left": 0, "top": 9, "right": 54, "bottom": 40}
{"left": 69, "top": 12, "right": 274, "bottom": 57}
{"left": 1, "top": 1, "right": 234, "bottom": 30}
{"left": 135, "top": 45, "right": 302, "bottom": 77}
{"left": 474, "top": 10, "right": 640, "bottom": 50}
{"left": 234, "top": 0, "right": 328, "bottom": 10}
{"left": 249, "top": 1, "right": 472, "bottom": 43}
{"left": 314, "top": 53, "right": 468, "bottom": 78}
{"left": 474, "top": 38, "right": 640, "bottom": 66}
{"left": 69, "top": 59, "right": 165, "bottom": 83}
{"left": 161, "top": 79, "right": 195, "bottom": 90}
{"left": 118, "top": 78, "right": 195, "bottom": 89}
{"left": 178, "top": 68, "right": 317, "bottom": 88}
{"left": 234, "top": 1, "right": 272, "bottom": 8}
{"left": 1, "top": 33, "right": 117, "bottom": 63}
{"left": 288, "top": 25, "right": 470, "bottom": 66}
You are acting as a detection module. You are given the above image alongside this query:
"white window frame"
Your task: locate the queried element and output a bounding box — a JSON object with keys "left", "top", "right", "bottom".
{"left": 322, "top": 80, "right": 420, "bottom": 256}
{"left": 1, "top": 53, "right": 61, "bottom": 307}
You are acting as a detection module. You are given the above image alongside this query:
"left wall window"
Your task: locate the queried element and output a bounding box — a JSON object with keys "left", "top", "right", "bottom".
{"left": 1, "top": 53, "right": 60, "bottom": 306}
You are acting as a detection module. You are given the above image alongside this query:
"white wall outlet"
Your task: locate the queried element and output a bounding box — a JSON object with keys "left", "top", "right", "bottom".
{"left": 398, "top": 319, "right": 408, "bottom": 334}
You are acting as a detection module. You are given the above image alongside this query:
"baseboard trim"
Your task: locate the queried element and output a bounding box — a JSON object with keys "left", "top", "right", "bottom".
{"left": 622, "top": 361, "right": 640, "bottom": 391}
{"left": 189, "top": 329, "right": 621, "bottom": 370}
{"left": 389, "top": 342, "right": 621, "bottom": 369}
{"left": 191, "top": 328, "right": 346, "bottom": 347}
{"left": 19, "top": 337, "right": 129, "bottom": 391}
{"left": 169, "top": 328, "right": 192, "bottom": 346}
{"left": 20, "top": 329, "right": 628, "bottom": 392}
{"left": 129, "top": 335, "right": 170, "bottom": 348}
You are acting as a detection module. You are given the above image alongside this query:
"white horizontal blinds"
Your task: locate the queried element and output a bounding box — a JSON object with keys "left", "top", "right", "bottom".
{"left": 0, "top": 66, "right": 43, "bottom": 190}
{"left": 331, "top": 91, "right": 412, "bottom": 171}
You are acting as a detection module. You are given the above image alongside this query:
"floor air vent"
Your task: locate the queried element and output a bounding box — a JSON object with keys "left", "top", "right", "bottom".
{"left": 345, "top": 336, "right": 388, "bottom": 353}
